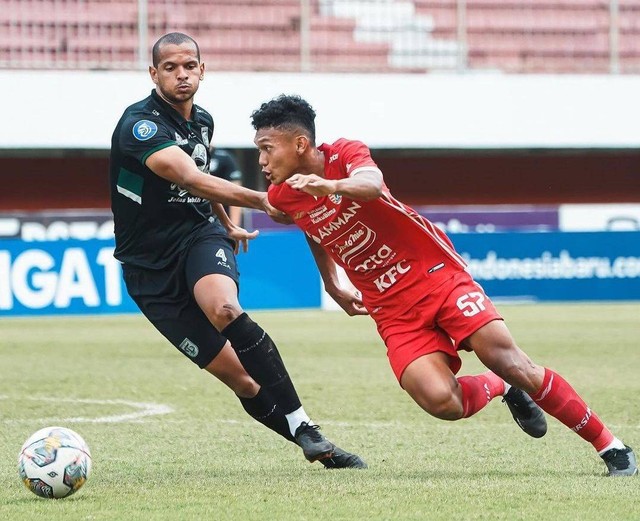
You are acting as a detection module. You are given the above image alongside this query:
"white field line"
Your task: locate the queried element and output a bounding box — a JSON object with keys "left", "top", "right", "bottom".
{"left": 2, "top": 396, "right": 637, "bottom": 430}
{"left": 0, "top": 396, "right": 173, "bottom": 424}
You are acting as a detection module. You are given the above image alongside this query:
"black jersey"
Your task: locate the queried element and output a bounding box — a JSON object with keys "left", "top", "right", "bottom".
{"left": 109, "top": 90, "right": 226, "bottom": 269}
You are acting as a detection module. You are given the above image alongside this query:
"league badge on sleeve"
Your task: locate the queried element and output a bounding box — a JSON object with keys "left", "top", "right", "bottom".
{"left": 132, "top": 120, "right": 158, "bottom": 141}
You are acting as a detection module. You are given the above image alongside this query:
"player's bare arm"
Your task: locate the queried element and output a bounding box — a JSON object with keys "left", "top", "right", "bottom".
{"left": 146, "top": 146, "right": 278, "bottom": 218}
{"left": 305, "top": 236, "right": 368, "bottom": 317}
{"left": 286, "top": 169, "right": 383, "bottom": 201}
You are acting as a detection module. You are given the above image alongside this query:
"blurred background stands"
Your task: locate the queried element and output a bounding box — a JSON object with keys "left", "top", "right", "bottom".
{"left": 2, "top": 0, "right": 639, "bottom": 73}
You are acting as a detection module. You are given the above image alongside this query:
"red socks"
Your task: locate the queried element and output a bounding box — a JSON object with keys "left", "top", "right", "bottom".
{"left": 531, "top": 368, "right": 614, "bottom": 452}
{"left": 458, "top": 371, "right": 505, "bottom": 418}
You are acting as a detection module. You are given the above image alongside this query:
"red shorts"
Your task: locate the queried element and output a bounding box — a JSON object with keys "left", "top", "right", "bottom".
{"left": 375, "top": 271, "right": 502, "bottom": 384}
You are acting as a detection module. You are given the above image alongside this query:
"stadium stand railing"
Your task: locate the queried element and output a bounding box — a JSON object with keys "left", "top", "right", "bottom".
{"left": 1, "top": 0, "right": 639, "bottom": 73}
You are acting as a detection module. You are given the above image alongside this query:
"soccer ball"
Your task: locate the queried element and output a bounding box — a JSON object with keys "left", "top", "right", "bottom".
{"left": 18, "top": 426, "right": 92, "bottom": 499}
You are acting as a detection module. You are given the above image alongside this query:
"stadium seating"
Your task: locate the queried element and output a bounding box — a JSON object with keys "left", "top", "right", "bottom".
{"left": 416, "top": 0, "right": 640, "bottom": 72}
{"left": 1, "top": 0, "right": 640, "bottom": 73}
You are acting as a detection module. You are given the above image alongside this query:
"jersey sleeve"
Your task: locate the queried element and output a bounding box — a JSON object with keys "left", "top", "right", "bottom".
{"left": 337, "top": 139, "right": 381, "bottom": 178}
{"left": 267, "top": 184, "right": 282, "bottom": 210}
{"left": 119, "top": 115, "right": 176, "bottom": 165}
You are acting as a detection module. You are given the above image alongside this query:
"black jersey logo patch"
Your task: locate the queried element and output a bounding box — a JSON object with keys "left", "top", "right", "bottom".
{"left": 179, "top": 337, "right": 199, "bottom": 358}
{"left": 192, "top": 143, "right": 208, "bottom": 172}
{"left": 133, "top": 120, "right": 158, "bottom": 141}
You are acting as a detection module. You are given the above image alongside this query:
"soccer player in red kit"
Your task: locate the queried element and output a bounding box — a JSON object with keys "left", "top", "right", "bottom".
{"left": 250, "top": 94, "right": 637, "bottom": 477}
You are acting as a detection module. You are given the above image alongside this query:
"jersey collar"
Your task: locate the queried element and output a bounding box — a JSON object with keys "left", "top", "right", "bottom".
{"left": 150, "top": 89, "right": 198, "bottom": 125}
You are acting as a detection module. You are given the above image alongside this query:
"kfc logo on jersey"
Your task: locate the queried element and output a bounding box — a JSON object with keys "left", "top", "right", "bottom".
{"left": 373, "top": 261, "right": 411, "bottom": 293}
{"left": 327, "top": 222, "right": 377, "bottom": 266}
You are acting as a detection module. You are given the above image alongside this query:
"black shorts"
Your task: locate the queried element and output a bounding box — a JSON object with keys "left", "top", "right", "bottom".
{"left": 123, "top": 234, "right": 240, "bottom": 368}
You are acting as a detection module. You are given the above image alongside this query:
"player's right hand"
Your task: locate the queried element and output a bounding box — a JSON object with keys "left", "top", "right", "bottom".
{"left": 261, "top": 193, "right": 293, "bottom": 225}
{"left": 226, "top": 224, "right": 259, "bottom": 254}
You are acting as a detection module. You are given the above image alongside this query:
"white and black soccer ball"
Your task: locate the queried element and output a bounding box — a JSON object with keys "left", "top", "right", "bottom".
{"left": 18, "top": 426, "right": 92, "bottom": 499}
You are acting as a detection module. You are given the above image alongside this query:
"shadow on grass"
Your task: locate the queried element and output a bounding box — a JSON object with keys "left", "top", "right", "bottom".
{"left": 5, "top": 493, "right": 91, "bottom": 505}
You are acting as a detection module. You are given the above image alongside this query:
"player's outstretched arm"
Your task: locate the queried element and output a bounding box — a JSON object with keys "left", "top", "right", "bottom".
{"left": 286, "top": 169, "right": 383, "bottom": 202}
{"left": 305, "top": 236, "right": 368, "bottom": 316}
{"left": 146, "top": 146, "right": 269, "bottom": 211}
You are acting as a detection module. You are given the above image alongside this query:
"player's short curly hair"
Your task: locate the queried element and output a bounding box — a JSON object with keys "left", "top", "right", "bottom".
{"left": 250, "top": 94, "right": 316, "bottom": 145}
{"left": 152, "top": 32, "right": 200, "bottom": 67}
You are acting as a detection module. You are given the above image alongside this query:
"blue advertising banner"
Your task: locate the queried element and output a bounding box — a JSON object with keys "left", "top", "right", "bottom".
{"left": 0, "top": 239, "right": 137, "bottom": 316}
{"left": 235, "top": 231, "right": 321, "bottom": 309}
{"left": 0, "top": 231, "right": 321, "bottom": 317}
{"left": 0, "top": 231, "right": 638, "bottom": 316}
{"left": 452, "top": 231, "right": 640, "bottom": 301}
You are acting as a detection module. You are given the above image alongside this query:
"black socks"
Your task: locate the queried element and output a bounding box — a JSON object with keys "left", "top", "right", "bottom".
{"left": 222, "top": 313, "right": 302, "bottom": 415}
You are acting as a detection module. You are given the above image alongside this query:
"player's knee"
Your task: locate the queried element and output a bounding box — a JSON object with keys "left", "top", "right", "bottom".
{"left": 205, "top": 302, "right": 243, "bottom": 331}
{"left": 212, "top": 369, "right": 259, "bottom": 398}
{"left": 231, "top": 376, "right": 261, "bottom": 398}
{"left": 409, "top": 388, "right": 463, "bottom": 420}
{"left": 429, "top": 396, "right": 464, "bottom": 420}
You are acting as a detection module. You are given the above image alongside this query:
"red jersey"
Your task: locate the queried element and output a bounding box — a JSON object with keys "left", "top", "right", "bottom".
{"left": 268, "top": 139, "right": 467, "bottom": 316}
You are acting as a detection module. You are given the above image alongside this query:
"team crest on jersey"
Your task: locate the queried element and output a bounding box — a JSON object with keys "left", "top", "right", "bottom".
{"left": 132, "top": 120, "right": 158, "bottom": 141}
{"left": 191, "top": 143, "right": 208, "bottom": 172}
{"left": 328, "top": 193, "right": 342, "bottom": 204}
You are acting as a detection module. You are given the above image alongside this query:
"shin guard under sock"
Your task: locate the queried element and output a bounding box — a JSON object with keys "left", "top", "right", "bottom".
{"left": 223, "top": 313, "right": 302, "bottom": 414}
{"left": 458, "top": 371, "right": 505, "bottom": 418}
{"left": 532, "top": 368, "right": 614, "bottom": 451}
{"left": 238, "top": 388, "right": 295, "bottom": 443}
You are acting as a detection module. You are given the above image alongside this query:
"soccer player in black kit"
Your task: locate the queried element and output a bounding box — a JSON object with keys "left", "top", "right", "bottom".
{"left": 109, "top": 32, "right": 365, "bottom": 469}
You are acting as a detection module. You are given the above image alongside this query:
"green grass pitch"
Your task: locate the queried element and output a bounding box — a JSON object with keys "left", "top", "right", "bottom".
{"left": 1, "top": 304, "right": 638, "bottom": 520}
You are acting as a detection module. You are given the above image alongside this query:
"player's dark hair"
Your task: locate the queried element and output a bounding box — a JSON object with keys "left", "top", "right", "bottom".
{"left": 152, "top": 32, "right": 200, "bottom": 67}
{"left": 250, "top": 94, "right": 316, "bottom": 145}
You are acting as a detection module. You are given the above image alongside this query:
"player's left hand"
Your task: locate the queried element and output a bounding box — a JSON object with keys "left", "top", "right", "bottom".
{"left": 286, "top": 174, "right": 337, "bottom": 197}
{"left": 226, "top": 224, "right": 259, "bottom": 254}
{"left": 330, "top": 288, "right": 369, "bottom": 316}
